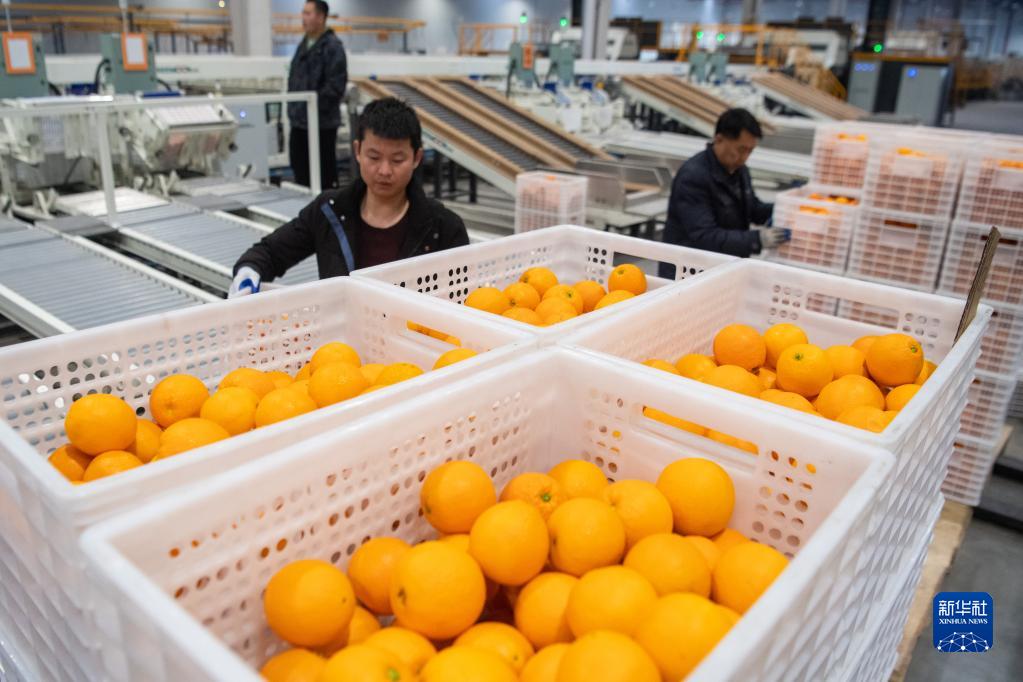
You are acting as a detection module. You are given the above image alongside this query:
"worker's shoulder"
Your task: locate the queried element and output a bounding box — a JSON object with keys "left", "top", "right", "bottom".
{"left": 675, "top": 148, "right": 712, "bottom": 183}
{"left": 319, "top": 30, "right": 345, "bottom": 51}
{"left": 418, "top": 195, "right": 466, "bottom": 233}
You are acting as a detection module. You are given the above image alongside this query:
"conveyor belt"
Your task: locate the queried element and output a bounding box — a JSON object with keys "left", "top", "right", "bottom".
{"left": 175, "top": 177, "right": 311, "bottom": 223}
{"left": 622, "top": 76, "right": 778, "bottom": 136}
{"left": 751, "top": 72, "right": 866, "bottom": 121}
{"left": 0, "top": 221, "right": 215, "bottom": 338}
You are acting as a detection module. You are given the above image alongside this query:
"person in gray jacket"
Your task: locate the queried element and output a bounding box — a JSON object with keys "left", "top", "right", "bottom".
{"left": 287, "top": 0, "right": 348, "bottom": 189}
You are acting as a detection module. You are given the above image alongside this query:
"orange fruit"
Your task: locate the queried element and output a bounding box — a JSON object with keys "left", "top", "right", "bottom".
{"left": 602, "top": 479, "right": 674, "bottom": 549}
{"left": 290, "top": 379, "right": 311, "bottom": 397}
{"left": 642, "top": 359, "right": 680, "bottom": 375}
{"left": 264, "top": 559, "right": 355, "bottom": 647}
{"left": 127, "top": 418, "right": 163, "bottom": 463}
{"left": 566, "top": 565, "right": 658, "bottom": 637}
{"left": 624, "top": 533, "right": 711, "bottom": 597}
{"left": 851, "top": 335, "right": 878, "bottom": 357}
{"left": 514, "top": 572, "right": 578, "bottom": 648}
{"left": 375, "top": 363, "right": 424, "bottom": 386}
{"left": 547, "top": 459, "right": 607, "bottom": 499}
{"left": 65, "top": 393, "right": 138, "bottom": 455}
{"left": 421, "top": 460, "right": 496, "bottom": 534}
{"left": 712, "top": 541, "right": 789, "bottom": 614}
{"left": 763, "top": 323, "right": 808, "bottom": 368}
{"left": 470, "top": 500, "right": 549, "bottom": 586}
{"left": 504, "top": 282, "right": 542, "bottom": 310}
{"left": 294, "top": 363, "right": 313, "bottom": 381}
{"left": 348, "top": 537, "right": 411, "bottom": 615}
{"left": 149, "top": 375, "right": 209, "bottom": 429}
{"left": 543, "top": 284, "right": 585, "bottom": 315}
{"left": 199, "top": 387, "right": 259, "bottom": 436}
{"left": 713, "top": 324, "right": 767, "bottom": 371}
{"left": 755, "top": 366, "right": 777, "bottom": 390}
{"left": 573, "top": 280, "right": 607, "bottom": 313}
{"left": 557, "top": 630, "right": 660, "bottom": 682}
{"left": 455, "top": 622, "right": 534, "bottom": 673}
{"left": 866, "top": 333, "right": 924, "bottom": 387}
{"left": 266, "top": 370, "right": 294, "bottom": 390}
{"left": 547, "top": 498, "right": 626, "bottom": 576}
{"left": 390, "top": 541, "right": 486, "bottom": 640}
{"left": 685, "top": 535, "right": 721, "bottom": 571}
{"left": 154, "top": 418, "right": 230, "bottom": 460}
{"left": 776, "top": 344, "right": 833, "bottom": 397}
{"left": 500, "top": 472, "right": 565, "bottom": 521}
{"left": 520, "top": 267, "right": 559, "bottom": 297}
{"left": 608, "top": 263, "right": 647, "bottom": 295}
{"left": 520, "top": 643, "right": 568, "bottom": 682}
{"left": 915, "top": 360, "right": 937, "bottom": 385}
{"left": 420, "top": 646, "right": 518, "bottom": 682}
{"left": 81, "top": 450, "right": 142, "bottom": 482}
{"left": 218, "top": 367, "right": 275, "bottom": 399}
{"left": 320, "top": 644, "right": 413, "bottom": 682}
{"left": 310, "top": 342, "right": 361, "bottom": 372}
{"left": 837, "top": 405, "right": 889, "bottom": 432}
{"left": 433, "top": 348, "right": 478, "bottom": 370}
{"left": 759, "top": 389, "right": 816, "bottom": 413}
{"left": 347, "top": 606, "right": 382, "bottom": 645}
{"left": 642, "top": 407, "right": 706, "bottom": 436}
{"left": 535, "top": 297, "right": 578, "bottom": 322}
{"left": 593, "top": 290, "right": 635, "bottom": 310}
{"left": 656, "top": 458, "right": 735, "bottom": 537}
{"left": 503, "top": 307, "right": 543, "bottom": 325}
{"left": 48, "top": 444, "right": 93, "bottom": 482}
{"left": 703, "top": 364, "right": 763, "bottom": 398}
{"left": 718, "top": 605, "right": 741, "bottom": 628}
{"left": 711, "top": 528, "right": 749, "bottom": 553}
{"left": 360, "top": 363, "right": 386, "bottom": 385}
{"left": 466, "top": 287, "right": 512, "bottom": 315}
{"left": 675, "top": 353, "right": 717, "bottom": 381}
{"left": 814, "top": 375, "right": 885, "bottom": 420}
{"left": 260, "top": 648, "right": 326, "bottom": 682}
{"left": 825, "top": 345, "right": 867, "bottom": 378}
{"left": 254, "top": 387, "right": 316, "bottom": 427}
{"left": 309, "top": 362, "right": 369, "bottom": 407}
{"left": 364, "top": 627, "right": 437, "bottom": 674}
{"left": 542, "top": 310, "right": 578, "bottom": 326}
{"left": 886, "top": 384, "right": 920, "bottom": 411}
{"left": 437, "top": 533, "right": 471, "bottom": 553}
{"left": 705, "top": 430, "right": 759, "bottom": 454}
{"left": 882, "top": 410, "right": 900, "bottom": 427}
{"left": 634, "top": 592, "right": 733, "bottom": 680}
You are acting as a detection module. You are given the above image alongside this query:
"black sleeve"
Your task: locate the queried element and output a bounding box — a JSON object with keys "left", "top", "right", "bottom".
{"left": 439, "top": 210, "right": 470, "bottom": 250}
{"left": 752, "top": 192, "right": 774, "bottom": 226}
{"left": 670, "top": 172, "right": 761, "bottom": 258}
{"left": 234, "top": 197, "right": 322, "bottom": 281}
{"left": 319, "top": 40, "right": 348, "bottom": 105}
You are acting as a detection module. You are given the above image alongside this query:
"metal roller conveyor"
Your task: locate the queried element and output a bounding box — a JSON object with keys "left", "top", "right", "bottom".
{"left": 0, "top": 222, "right": 217, "bottom": 338}
{"left": 174, "top": 177, "right": 311, "bottom": 224}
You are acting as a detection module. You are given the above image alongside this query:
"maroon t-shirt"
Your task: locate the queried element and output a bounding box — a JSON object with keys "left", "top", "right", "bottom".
{"left": 356, "top": 211, "right": 409, "bottom": 269}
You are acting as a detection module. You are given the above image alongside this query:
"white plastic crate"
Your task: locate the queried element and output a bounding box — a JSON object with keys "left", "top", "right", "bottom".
{"left": 846, "top": 207, "right": 951, "bottom": 292}
{"left": 79, "top": 348, "right": 893, "bottom": 682}
{"left": 514, "top": 172, "right": 588, "bottom": 234}
{"left": 810, "top": 123, "right": 873, "bottom": 189}
{"left": 960, "top": 369, "right": 1016, "bottom": 442}
{"left": 561, "top": 259, "right": 990, "bottom": 625}
{"left": 975, "top": 300, "right": 1023, "bottom": 375}
{"left": 955, "top": 142, "right": 1023, "bottom": 230}
{"left": 767, "top": 184, "right": 862, "bottom": 274}
{"left": 0, "top": 277, "right": 533, "bottom": 682}
{"left": 862, "top": 136, "right": 965, "bottom": 219}
{"left": 939, "top": 221, "right": 1023, "bottom": 306}
{"left": 352, "top": 224, "right": 735, "bottom": 336}
{"left": 1010, "top": 376, "right": 1023, "bottom": 419}
{"left": 943, "top": 434, "right": 1001, "bottom": 506}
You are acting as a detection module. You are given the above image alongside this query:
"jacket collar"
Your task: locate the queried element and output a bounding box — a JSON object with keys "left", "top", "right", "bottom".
{"left": 332, "top": 177, "right": 436, "bottom": 256}
{"left": 295, "top": 28, "right": 335, "bottom": 59}
{"left": 704, "top": 143, "right": 744, "bottom": 203}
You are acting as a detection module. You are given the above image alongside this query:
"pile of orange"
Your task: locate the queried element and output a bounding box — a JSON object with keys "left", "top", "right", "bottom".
{"left": 805, "top": 193, "right": 858, "bottom": 205}
{"left": 259, "top": 457, "right": 789, "bottom": 682}
{"left": 463, "top": 264, "right": 648, "bottom": 327}
{"left": 638, "top": 323, "right": 934, "bottom": 450}
{"left": 48, "top": 341, "right": 479, "bottom": 485}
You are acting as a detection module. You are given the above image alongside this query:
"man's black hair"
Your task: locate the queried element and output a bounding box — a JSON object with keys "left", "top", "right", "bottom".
{"left": 306, "top": 0, "right": 329, "bottom": 17}
{"left": 357, "top": 97, "right": 423, "bottom": 152}
{"left": 715, "top": 108, "right": 763, "bottom": 139}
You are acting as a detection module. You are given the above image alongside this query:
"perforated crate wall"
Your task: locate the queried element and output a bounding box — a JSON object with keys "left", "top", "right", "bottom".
{"left": 767, "top": 184, "right": 862, "bottom": 275}
{"left": 846, "top": 208, "right": 951, "bottom": 292}
{"left": 939, "top": 222, "right": 1023, "bottom": 306}
{"left": 862, "top": 140, "right": 964, "bottom": 219}
{"left": 956, "top": 143, "right": 1023, "bottom": 230}
{"left": 514, "top": 172, "right": 588, "bottom": 234}
{"left": 943, "top": 435, "right": 1001, "bottom": 506}
{"left": 960, "top": 370, "right": 1016, "bottom": 442}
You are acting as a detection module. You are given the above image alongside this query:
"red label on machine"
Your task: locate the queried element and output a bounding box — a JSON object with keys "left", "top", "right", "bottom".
{"left": 522, "top": 43, "right": 534, "bottom": 69}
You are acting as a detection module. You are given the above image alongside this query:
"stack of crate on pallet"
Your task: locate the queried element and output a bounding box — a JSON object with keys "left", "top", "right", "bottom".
{"left": 937, "top": 139, "right": 1023, "bottom": 505}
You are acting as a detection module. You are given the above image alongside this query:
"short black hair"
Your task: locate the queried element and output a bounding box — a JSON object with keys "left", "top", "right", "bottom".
{"left": 306, "top": 0, "right": 329, "bottom": 17}
{"left": 358, "top": 97, "right": 423, "bottom": 152}
{"left": 715, "top": 108, "right": 763, "bottom": 139}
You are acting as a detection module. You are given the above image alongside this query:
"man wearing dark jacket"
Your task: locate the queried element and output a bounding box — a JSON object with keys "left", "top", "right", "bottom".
{"left": 659, "top": 108, "right": 789, "bottom": 276}
{"left": 288, "top": 0, "right": 348, "bottom": 189}
{"left": 229, "top": 98, "right": 469, "bottom": 296}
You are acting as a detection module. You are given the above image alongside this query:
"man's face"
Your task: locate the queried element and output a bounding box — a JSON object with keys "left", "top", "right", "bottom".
{"left": 302, "top": 2, "right": 326, "bottom": 34}
{"left": 713, "top": 130, "right": 759, "bottom": 174}
{"left": 355, "top": 131, "right": 423, "bottom": 201}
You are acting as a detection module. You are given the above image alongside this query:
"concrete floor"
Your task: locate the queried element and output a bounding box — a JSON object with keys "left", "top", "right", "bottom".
{"left": 951, "top": 99, "right": 1023, "bottom": 135}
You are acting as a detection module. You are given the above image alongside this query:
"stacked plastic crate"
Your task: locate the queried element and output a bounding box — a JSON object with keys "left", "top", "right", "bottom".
{"left": 937, "top": 140, "right": 1023, "bottom": 504}
{"left": 513, "top": 171, "right": 588, "bottom": 233}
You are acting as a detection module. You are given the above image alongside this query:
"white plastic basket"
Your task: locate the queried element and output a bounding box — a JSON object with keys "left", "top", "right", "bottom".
{"left": 1009, "top": 376, "right": 1023, "bottom": 419}
{"left": 846, "top": 207, "right": 951, "bottom": 292}
{"left": 939, "top": 221, "right": 1023, "bottom": 307}
{"left": 960, "top": 369, "right": 1015, "bottom": 442}
{"left": 0, "top": 277, "right": 533, "bottom": 682}
{"left": 79, "top": 348, "right": 894, "bottom": 682}
{"left": 352, "top": 224, "right": 735, "bottom": 336}
{"left": 560, "top": 259, "right": 990, "bottom": 625}
{"left": 514, "top": 172, "right": 588, "bottom": 234}
{"left": 810, "top": 123, "right": 873, "bottom": 189}
{"left": 955, "top": 141, "right": 1023, "bottom": 230}
{"left": 862, "top": 135, "right": 965, "bottom": 219}
{"left": 943, "top": 434, "right": 1001, "bottom": 506}
{"left": 767, "top": 184, "right": 861, "bottom": 275}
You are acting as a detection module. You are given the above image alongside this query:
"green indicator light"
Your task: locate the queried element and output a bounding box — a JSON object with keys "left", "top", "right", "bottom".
{"left": 716, "top": 32, "right": 725, "bottom": 42}
{"left": 560, "top": 17, "right": 568, "bottom": 28}
{"left": 696, "top": 31, "right": 704, "bottom": 39}
{"left": 520, "top": 12, "right": 528, "bottom": 25}
{"left": 873, "top": 43, "right": 883, "bottom": 53}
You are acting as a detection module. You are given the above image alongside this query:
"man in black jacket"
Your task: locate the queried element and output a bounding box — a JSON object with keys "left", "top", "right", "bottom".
{"left": 659, "top": 108, "right": 789, "bottom": 276}
{"left": 288, "top": 0, "right": 347, "bottom": 189}
{"left": 229, "top": 98, "right": 469, "bottom": 296}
